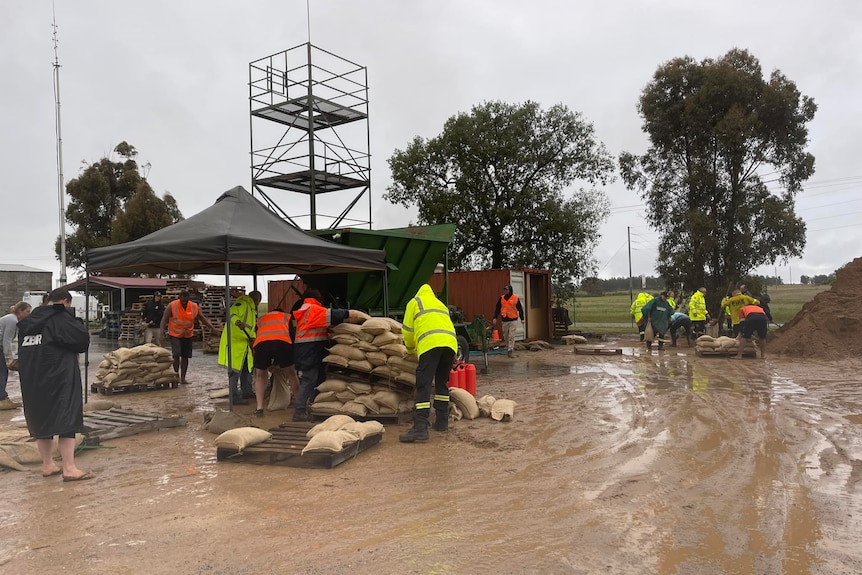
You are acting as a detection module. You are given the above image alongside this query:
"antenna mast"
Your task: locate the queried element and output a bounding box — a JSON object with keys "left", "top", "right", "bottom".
{"left": 53, "top": 2, "right": 67, "bottom": 285}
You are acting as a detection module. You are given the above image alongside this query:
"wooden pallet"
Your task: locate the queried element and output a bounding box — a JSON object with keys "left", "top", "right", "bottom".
{"left": 81, "top": 408, "right": 187, "bottom": 445}
{"left": 574, "top": 346, "right": 623, "bottom": 355}
{"left": 324, "top": 364, "right": 414, "bottom": 394}
{"left": 696, "top": 349, "right": 757, "bottom": 357}
{"left": 91, "top": 380, "right": 179, "bottom": 395}
{"left": 216, "top": 423, "right": 382, "bottom": 468}
{"left": 308, "top": 407, "right": 411, "bottom": 424}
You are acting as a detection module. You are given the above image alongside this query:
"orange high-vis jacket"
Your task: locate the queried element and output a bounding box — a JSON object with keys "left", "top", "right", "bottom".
{"left": 293, "top": 299, "right": 331, "bottom": 343}
{"left": 500, "top": 294, "right": 520, "bottom": 319}
{"left": 167, "top": 300, "right": 198, "bottom": 338}
{"left": 254, "top": 311, "right": 292, "bottom": 348}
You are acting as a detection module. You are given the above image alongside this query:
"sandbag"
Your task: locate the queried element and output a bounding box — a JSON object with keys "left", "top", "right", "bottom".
{"left": 214, "top": 427, "right": 272, "bottom": 453}
{"left": 322, "top": 354, "right": 349, "bottom": 368}
{"left": 352, "top": 394, "right": 380, "bottom": 413}
{"left": 476, "top": 395, "right": 496, "bottom": 418}
{"left": 306, "top": 415, "right": 356, "bottom": 438}
{"left": 332, "top": 334, "right": 360, "bottom": 346}
{"left": 449, "top": 387, "right": 480, "bottom": 420}
{"left": 328, "top": 344, "right": 367, "bottom": 361}
{"left": 84, "top": 400, "right": 120, "bottom": 411}
{"left": 347, "top": 359, "right": 374, "bottom": 372}
{"left": 644, "top": 322, "right": 654, "bottom": 343}
{"left": 696, "top": 335, "right": 715, "bottom": 343}
{"left": 372, "top": 331, "right": 400, "bottom": 346}
{"left": 347, "top": 382, "right": 373, "bottom": 394}
{"left": 317, "top": 379, "right": 349, "bottom": 393}
{"left": 373, "top": 390, "right": 402, "bottom": 411}
{"left": 302, "top": 430, "right": 353, "bottom": 454}
{"left": 379, "top": 343, "right": 408, "bottom": 357}
{"left": 491, "top": 398, "right": 516, "bottom": 422}
{"left": 360, "top": 317, "right": 391, "bottom": 335}
{"left": 310, "top": 401, "right": 344, "bottom": 414}
{"left": 371, "top": 365, "right": 399, "bottom": 379}
{"left": 204, "top": 409, "right": 251, "bottom": 435}
{"left": 366, "top": 351, "right": 388, "bottom": 367}
{"left": 267, "top": 373, "right": 292, "bottom": 411}
{"left": 344, "top": 310, "right": 372, "bottom": 324}
{"left": 395, "top": 372, "right": 416, "bottom": 387}
{"left": 340, "top": 401, "right": 367, "bottom": 417}
{"left": 332, "top": 322, "right": 375, "bottom": 342}
{"left": 340, "top": 420, "right": 384, "bottom": 440}
{"left": 387, "top": 356, "right": 418, "bottom": 373}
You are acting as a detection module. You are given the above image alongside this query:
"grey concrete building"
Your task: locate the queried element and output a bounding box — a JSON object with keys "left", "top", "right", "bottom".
{"left": 0, "top": 264, "right": 53, "bottom": 310}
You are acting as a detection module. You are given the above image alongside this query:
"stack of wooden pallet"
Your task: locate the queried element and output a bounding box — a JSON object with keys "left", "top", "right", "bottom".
{"left": 118, "top": 311, "right": 142, "bottom": 345}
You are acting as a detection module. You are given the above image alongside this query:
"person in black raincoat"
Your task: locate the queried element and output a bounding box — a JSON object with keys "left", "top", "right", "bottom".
{"left": 17, "top": 287, "right": 93, "bottom": 481}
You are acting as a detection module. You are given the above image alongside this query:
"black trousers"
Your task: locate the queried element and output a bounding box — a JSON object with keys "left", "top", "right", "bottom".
{"left": 414, "top": 346, "right": 455, "bottom": 417}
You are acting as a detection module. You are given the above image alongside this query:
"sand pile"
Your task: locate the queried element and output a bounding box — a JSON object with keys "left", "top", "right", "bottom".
{"left": 769, "top": 257, "right": 862, "bottom": 359}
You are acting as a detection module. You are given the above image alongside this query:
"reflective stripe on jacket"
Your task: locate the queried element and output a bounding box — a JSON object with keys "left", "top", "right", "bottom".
{"left": 255, "top": 311, "right": 292, "bottom": 347}
{"left": 688, "top": 291, "right": 707, "bottom": 321}
{"left": 168, "top": 300, "right": 198, "bottom": 338}
{"left": 402, "top": 284, "right": 457, "bottom": 358}
{"left": 500, "top": 294, "right": 520, "bottom": 320}
{"left": 293, "top": 299, "right": 331, "bottom": 343}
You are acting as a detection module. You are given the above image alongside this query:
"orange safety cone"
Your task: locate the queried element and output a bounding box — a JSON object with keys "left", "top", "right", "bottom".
{"left": 492, "top": 329, "right": 500, "bottom": 341}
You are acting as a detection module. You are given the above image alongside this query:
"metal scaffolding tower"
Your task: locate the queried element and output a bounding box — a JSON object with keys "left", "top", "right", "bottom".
{"left": 249, "top": 43, "right": 371, "bottom": 231}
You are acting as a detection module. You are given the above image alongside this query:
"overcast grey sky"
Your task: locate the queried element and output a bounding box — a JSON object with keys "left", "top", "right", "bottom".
{"left": 2, "top": 0, "right": 860, "bottom": 291}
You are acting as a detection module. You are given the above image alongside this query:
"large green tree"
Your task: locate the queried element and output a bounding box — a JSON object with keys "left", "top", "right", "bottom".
{"left": 385, "top": 101, "right": 614, "bottom": 296}
{"left": 619, "top": 49, "right": 815, "bottom": 311}
{"left": 56, "top": 142, "right": 183, "bottom": 271}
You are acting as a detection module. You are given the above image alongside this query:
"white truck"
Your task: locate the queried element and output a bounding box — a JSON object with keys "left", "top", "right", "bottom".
{"left": 22, "top": 290, "right": 99, "bottom": 322}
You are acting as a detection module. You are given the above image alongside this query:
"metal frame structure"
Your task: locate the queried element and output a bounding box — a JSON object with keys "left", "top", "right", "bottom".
{"left": 249, "top": 43, "right": 371, "bottom": 230}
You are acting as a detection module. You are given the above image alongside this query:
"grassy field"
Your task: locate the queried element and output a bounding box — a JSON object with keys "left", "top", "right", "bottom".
{"left": 564, "top": 284, "right": 830, "bottom": 332}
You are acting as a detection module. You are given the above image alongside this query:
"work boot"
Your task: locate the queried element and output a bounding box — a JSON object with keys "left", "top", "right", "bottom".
{"left": 658, "top": 341, "right": 664, "bottom": 351}
{"left": 399, "top": 415, "right": 430, "bottom": 443}
{"left": 507, "top": 350, "right": 514, "bottom": 358}
{"left": 292, "top": 410, "right": 309, "bottom": 422}
{"left": 433, "top": 410, "right": 449, "bottom": 432}
{"left": 646, "top": 342, "right": 652, "bottom": 352}
{"left": 0, "top": 398, "right": 20, "bottom": 410}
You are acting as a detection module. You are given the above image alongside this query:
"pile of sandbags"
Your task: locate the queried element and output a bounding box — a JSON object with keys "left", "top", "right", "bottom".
{"left": 323, "top": 316, "right": 418, "bottom": 387}
{"left": 310, "top": 377, "right": 414, "bottom": 419}
{"left": 301, "top": 415, "right": 385, "bottom": 455}
{"left": 695, "top": 335, "right": 758, "bottom": 356}
{"left": 449, "top": 388, "right": 517, "bottom": 422}
{"left": 95, "top": 343, "right": 178, "bottom": 389}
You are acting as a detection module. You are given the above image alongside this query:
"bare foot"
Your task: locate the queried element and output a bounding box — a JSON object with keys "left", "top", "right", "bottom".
{"left": 42, "top": 466, "right": 62, "bottom": 477}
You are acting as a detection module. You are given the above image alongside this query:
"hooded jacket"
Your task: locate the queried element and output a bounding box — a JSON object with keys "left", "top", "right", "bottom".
{"left": 17, "top": 304, "right": 90, "bottom": 437}
{"left": 402, "top": 284, "right": 457, "bottom": 358}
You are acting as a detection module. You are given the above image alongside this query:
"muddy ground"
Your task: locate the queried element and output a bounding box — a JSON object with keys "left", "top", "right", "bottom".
{"left": 2, "top": 337, "right": 862, "bottom": 575}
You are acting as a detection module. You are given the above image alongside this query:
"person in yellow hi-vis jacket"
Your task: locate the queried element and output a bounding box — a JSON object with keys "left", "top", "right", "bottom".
{"left": 630, "top": 292, "right": 654, "bottom": 341}
{"left": 400, "top": 284, "right": 458, "bottom": 443}
{"left": 218, "top": 290, "right": 261, "bottom": 405}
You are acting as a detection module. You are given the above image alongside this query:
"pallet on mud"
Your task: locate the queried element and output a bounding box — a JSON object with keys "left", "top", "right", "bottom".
{"left": 81, "top": 408, "right": 187, "bottom": 445}
{"left": 574, "top": 346, "right": 623, "bottom": 355}
{"left": 216, "top": 423, "right": 382, "bottom": 468}
{"left": 90, "top": 380, "right": 179, "bottom": 395}
{"left": 695, "top": 349, "right": 757, "bottom": 358}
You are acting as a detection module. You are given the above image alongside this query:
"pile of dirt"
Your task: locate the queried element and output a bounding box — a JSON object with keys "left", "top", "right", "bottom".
{"left": 769, "top": 257, "right": 862, "bottom": 359}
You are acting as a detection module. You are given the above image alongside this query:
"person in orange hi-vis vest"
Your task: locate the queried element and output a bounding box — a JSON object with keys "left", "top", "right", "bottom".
{"left": 251, "top": 307, "right": 299, "bottom": 417}
{"left": 159, "top": 290, "right": 218, "bottom": 385}
{"left": 291, "top": 288, "right": 363, "bottom": 421}
{"left": 493, "top": 285, "right": 524, "bottom": 358}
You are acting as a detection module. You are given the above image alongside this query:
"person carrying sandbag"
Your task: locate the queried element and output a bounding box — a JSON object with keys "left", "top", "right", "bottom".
{"left": 641, "top": 291, "right": 674, "bottom": 352}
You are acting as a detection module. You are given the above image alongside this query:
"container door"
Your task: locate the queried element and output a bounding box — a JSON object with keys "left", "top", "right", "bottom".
{"left": 509, "top": 270, "right": 526, "bottom": 341}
